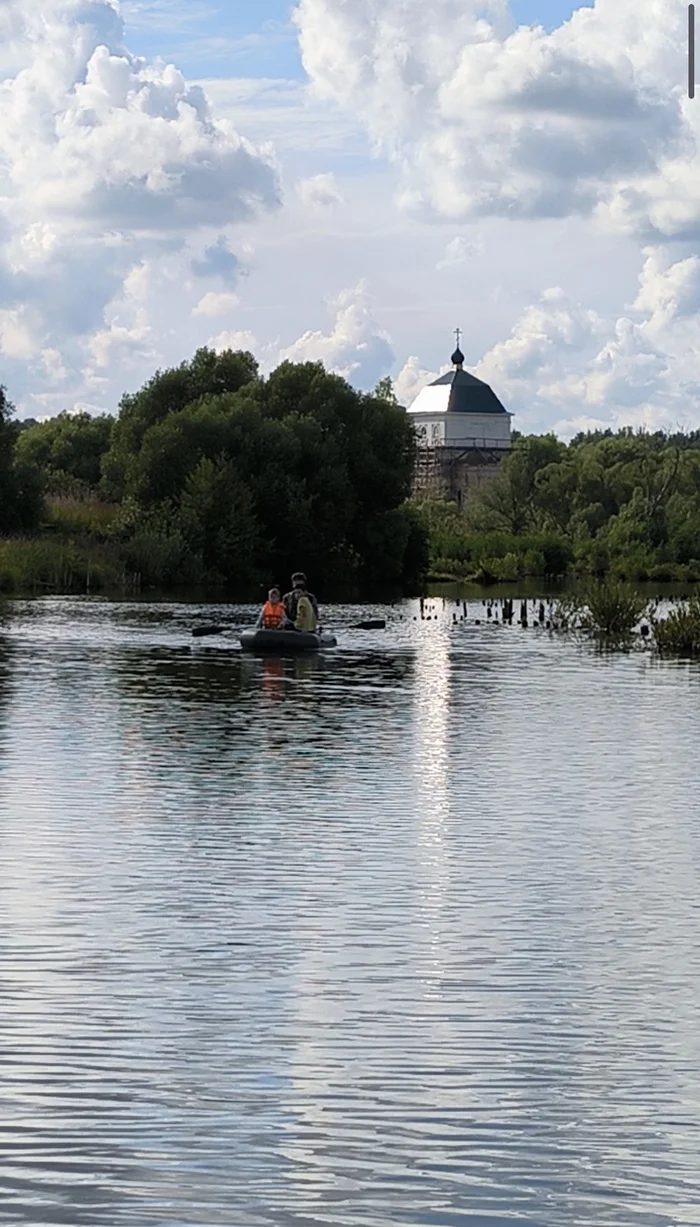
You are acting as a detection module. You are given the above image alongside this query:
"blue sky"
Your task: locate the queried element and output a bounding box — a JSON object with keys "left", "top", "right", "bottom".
{"left": 123, "top": 0, "right": 594, "bottom": 79}
{"left": 122, "top": 0, "right": 303, "bottom": 79}
{"left": 1, "top": 0, "right": 695, "bottom": 436}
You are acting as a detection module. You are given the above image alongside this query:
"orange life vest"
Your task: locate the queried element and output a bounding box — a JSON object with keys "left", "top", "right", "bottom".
{"left": 261, "top": 600, "right": 286, "bottom": 629}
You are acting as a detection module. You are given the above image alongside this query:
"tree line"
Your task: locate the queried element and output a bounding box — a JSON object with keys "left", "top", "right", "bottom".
{"left": 1, "top": 349, "right": 427, "bottom": 593}
{"left": 419, "top": 430, "right": 700, "bottom": 583}
{"left": 5, "top": 350, "right": 700, "bottom": 595}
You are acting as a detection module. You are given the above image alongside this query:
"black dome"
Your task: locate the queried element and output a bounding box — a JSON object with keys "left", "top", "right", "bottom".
{"left": 429, "top": 368, "right": 508, "bottom": 415}
{"left": 451, "top": 346, "right": 465, "bottom": 367}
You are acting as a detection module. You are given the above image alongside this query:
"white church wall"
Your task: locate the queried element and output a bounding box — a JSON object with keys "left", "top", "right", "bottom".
{"left": 444, "top": 413, "right": 511, "bottom": 447}
{"left": 412, "top": 413, "right": 511, "bottom": 450}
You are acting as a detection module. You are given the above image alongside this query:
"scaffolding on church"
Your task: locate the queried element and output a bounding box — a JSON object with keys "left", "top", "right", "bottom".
{"left": 414, "top": 442, "right": 511, "bottom": 503}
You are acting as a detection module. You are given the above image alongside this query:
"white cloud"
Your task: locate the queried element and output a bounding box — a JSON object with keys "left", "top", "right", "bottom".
{"left": 394, "top": 355, "right": 440, "bottom": 407}
{"left": 192, "top": 291, "right": 239, "bottom": 317}
{"left": 0, "top": 2, "right": 280, "bottom": 236}
{"left": 210, "top": 328, "right": 260, "bottom": 354}
{"left": 296, "top": 172, "right": 344, "bottom": 210}
{"left": 277, "top": 280, "right": 393, "bottom": 388}
{"left": 88, "top": 311, "right": 157, "bottom": 370}
{"left": 0, "top": 0, "right": 280, "bottom": 413}
{"left": 437, "top": 235, "right": 482, "bottom": 269}
{"left": 476, "top": 287, "right": 606, "bottom": 394}
{"left": 293, "top": 0, "right": 691, "bottom": 236}
{"left": 467, "top": 249, "right": 700, "bottom": 432}
{"left": 0, "top": 308, "right": 40, "bottom": 360}
{"left": 40, "top": 348, "right": 69, "bottom": 383}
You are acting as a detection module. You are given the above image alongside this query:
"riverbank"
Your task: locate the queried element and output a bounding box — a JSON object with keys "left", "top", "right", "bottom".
{"left": 3, "top": 522, "right": 700, "bottom": 610}
{"left": 0, "top": 536, "right": 134, "bottom": 596}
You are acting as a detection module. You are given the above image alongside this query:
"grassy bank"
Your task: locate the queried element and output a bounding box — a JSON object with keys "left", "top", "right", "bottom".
{"left": 0, "top": 497, "right": 132, "bottom": 595}
{"left": 0, "top": 537, "right": 132, "bottom": 595}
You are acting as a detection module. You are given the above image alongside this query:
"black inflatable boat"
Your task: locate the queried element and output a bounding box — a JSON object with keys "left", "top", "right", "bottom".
{"left": 239, "top": 628, "right": 337, "bottom": 654}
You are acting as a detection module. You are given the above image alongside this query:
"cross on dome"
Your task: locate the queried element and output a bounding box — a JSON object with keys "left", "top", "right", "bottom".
{"left": 451, "top": 327, "right": 465, "bottom": 370}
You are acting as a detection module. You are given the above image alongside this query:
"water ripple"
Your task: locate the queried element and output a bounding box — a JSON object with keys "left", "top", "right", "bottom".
{"left": 0, "top": 597, "right": 699, "bottom": 1225}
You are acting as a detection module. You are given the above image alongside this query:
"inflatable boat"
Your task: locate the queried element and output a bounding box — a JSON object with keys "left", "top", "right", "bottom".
{"left": 239, "top": 628, "right": 337, "bottom": 654}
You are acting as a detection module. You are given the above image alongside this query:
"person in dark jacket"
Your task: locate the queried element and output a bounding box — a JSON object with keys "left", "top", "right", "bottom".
{"left": 283, "top": 573, "right": 319, "bottom": 627}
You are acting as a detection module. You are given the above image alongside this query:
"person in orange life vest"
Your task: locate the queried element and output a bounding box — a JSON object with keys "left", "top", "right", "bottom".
{"left": 256, "top": 587, "right": 289, "bottom": 629}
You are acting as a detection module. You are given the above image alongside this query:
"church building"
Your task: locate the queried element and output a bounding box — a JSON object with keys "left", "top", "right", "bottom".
{"left": 407, "top": 333, "right": 512, "bottom": 505}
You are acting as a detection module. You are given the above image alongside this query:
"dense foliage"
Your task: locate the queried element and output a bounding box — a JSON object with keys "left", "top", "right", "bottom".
{"left": 0, "top": 385, "right": 43, "bottom": 534}
{"left": 418, "top": 431, "right": 700, "bottom": 583}
{"left": 15, "top": 410, "right": 114, "bottom": 496}
{"left": 0, "top": 350, "right": 424, "bottom": 594}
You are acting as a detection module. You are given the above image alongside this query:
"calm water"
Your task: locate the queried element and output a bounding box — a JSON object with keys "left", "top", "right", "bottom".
{"left": 1, "top": 596, "right": 699, "bottom": 1227}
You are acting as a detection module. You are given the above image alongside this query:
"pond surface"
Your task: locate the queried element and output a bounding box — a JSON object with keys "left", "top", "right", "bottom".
{"left": 1, "top": 596, "right": 699, "bottom": 1227}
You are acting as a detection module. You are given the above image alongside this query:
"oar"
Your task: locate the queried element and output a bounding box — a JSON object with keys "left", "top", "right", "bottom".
{"left": 192, "top": 624, "right": 228, "bottom": 638}
{"left": 350, "top": 619, "right": 386, "bottom": 630}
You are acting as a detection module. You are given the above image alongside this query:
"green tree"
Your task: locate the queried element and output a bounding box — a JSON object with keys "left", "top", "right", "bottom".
{"left": 101, "top": 347, "right": 259, "bottom": 499}
{"left": 373, "top": 376, "right": 398, "bottom": 404}
{"left": 175, "top": 454, "right": 261, "bottom": 584}
{"left": 16, "top": 411, "right": 113, "bottom": 495}
{"left": 107, "top": 355, "right": 418, "bottom": 589}
{"left": 0, "top": 386, "right": 43, "bottom": 532}
{"left": 468, "top": 435, "right": 565, "bottom": 534}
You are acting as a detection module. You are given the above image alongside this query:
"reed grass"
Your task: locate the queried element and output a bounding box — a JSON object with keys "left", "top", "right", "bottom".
{"left": 555, "top": 580, "right": 649, "bottom": 638}
{"left": 0, "top": 537, "right": 125, "bottom": 594}
{"left": 651, "top": 597, "right": 700, "bottom": 655}
{"left": 44, "top": 496, "right": 120, "bottom": 539}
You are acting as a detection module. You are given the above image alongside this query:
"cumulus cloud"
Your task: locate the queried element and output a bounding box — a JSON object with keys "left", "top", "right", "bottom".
{"left": 296, "top": 172, "right": 344, "bottom": 210}
{"left": 0, "top": 2, "right": 280, "bottom": 235}
{"left": 293, "top": 0, "right": 691, "bottom": 235}
{"left": 210, "top": 329, "right": 260, "bottom": 355}
{"left": 40, "top": 348, "right": 69, "bottom": 384}
{"left": 437, "top": 236, "right": 482, "bottom": 269}
{"left": 277, "top": 281, "right": 393, "bottom": 389}
{"left": 394, "top": 355, "right": 441, "bottom": 406}
{"left": 0, "top": 0, "right": 279, "bottom": 412}
{"left": 192, "top": 291, "right": 239, "bottom": 317}
{"left": 0, "top": 308, "right": 40, "bottom": 361}
{"left": 476, "top": 286, "right": 606, "bottom": 393}
{"left": 475, "top": 250, "right": 700, "bottom": 431}
{"left": 88, "top": 321, "right": 154, "bottom": 371}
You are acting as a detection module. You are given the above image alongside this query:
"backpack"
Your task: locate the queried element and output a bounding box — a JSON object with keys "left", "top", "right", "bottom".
{"left": 295, "top": 594, "right": 316, "bottom": 631}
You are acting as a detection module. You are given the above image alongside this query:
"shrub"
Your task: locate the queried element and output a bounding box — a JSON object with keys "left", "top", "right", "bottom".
{"left": 652, "top": 598, "right": 700, "bottom": 655}
{"left": 581, "top": 580, "right": 649, "bottom": 636}
{"left": 555, "top": 580, "right": 649, "bottom": 637}
{"left": 495, "top": 552, "right": 519, "bottom": 581}
{"left": 540, "top": 535, "right": 573, "bottom": 576}
{"left": 123, "top": 528, "right": 201, "bottom": 588}
{"left": 647, "top": 562, "right": 688, "bottom": 583}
